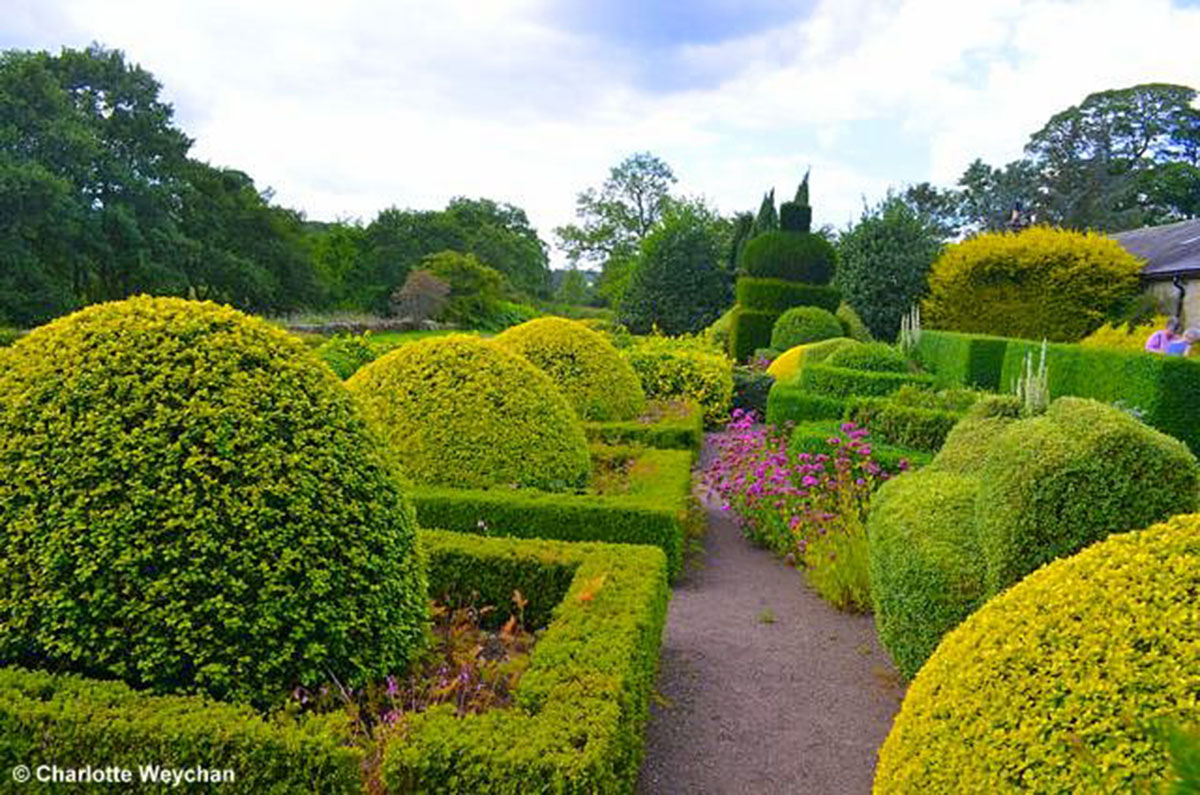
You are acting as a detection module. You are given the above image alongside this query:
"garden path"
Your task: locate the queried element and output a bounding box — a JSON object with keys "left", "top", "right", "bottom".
{"left": 636, "top": 433, "right": 905, "bottom": 795}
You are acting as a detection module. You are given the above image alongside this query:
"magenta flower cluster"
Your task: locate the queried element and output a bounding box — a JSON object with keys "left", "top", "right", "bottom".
{"left": 703, "top": 409, "right": 902, "bottom": 558}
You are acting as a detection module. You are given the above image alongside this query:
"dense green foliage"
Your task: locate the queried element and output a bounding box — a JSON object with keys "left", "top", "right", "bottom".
{"left": 826, "top": 341, "right": 909, "bottom": 373}
{"left": 0, "top": 297, "right": 428, "bottom": 706}
{"left": 623, "top": 336, "right": 734, "bottom": 427}
{"left": 618, "top": 204, "right": 732, "bottom": 334}
{"left": 789, "top": 421, "right": 932, "bottom": 473}
{"left": 913, "top": 330, "right": 1010, "bottom": 390}
{"left": 876, "top": 515, "right": 1200, "bottom": 792}
{"left": 735, "top": 278, "right": 840, "bottom": 313}
{"left": 385, "top": 531, "right": 670, "bottom": 793}
{"left": 583, "top": 400, "right": 704, "bottom": 453}
{"left": 730, "top": 308, "right": 779, "bottom": 362}
{"left": 411, "top": 446, "right": 693, "bottom": 580}
{"left": 316, "top": 331, "right": 378, "bottom": 378}
{"left": 740, "top": 231, "right": 836, "bottom": 283}
{"left": 765, "top": 385, "right": 846, "bottom": 425}
{"left": 836, "top": 302, "right": 873, "bottom": 342}
{"left": 844, "top": 397, "right": 966, "bottom": 452}
{"left": 798, "top": 363, "right": 935, "bottom": 399}
{"left": 924, "top": 227, "right": 1144, "bottom": 342}
{"left": 732, "top": 368, "right": 775, "bottom": 417}
{"left": 495, "top": 317, "right": 646, "bottom": 421}
{"left": 868, "top": 397, "right": 1197, "bottom": 680}
{"left": 770, "top": 306, "right": 843, "bottom": 350}
{"left": 0, "top": 668, "right": 364, "bottom": 791}
{"left": 347, "top": 335, "right": 591, "bottom": 491}
{"left": 835, "top": 195, "right": 943, "bottom": 340}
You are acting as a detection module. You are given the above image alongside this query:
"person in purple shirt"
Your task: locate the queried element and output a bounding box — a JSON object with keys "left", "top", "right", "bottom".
{"left": 1146, "top": 317, "right": 1183, "bottom": 353}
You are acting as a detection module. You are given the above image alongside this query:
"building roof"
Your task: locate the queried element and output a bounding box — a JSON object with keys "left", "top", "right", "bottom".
{"left": 1113, "top": 218, "right": 1200, "bottom": 280}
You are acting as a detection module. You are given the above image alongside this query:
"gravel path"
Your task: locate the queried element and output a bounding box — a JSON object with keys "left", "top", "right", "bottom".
{"left": 636, "top": 439, "right": 905, "bottom": 795}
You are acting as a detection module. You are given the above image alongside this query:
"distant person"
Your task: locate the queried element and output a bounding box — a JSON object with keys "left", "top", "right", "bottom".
{"left": 1181, "top": 328, "right": 1200, "bottom": 357}
{"left": 1146, "top": 317, "right": 1183, "bottom": 353}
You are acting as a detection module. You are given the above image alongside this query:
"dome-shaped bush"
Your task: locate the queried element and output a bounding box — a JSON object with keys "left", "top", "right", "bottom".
{"left": 923, "top": 226, "right": 1144, "bottom": 342}
{"left": 875, "top": 514, "right": 1200, "bottom": 793}
{"left": 0, "top": 297, "right": 428, "bottom": 706}
{"left": 826, "top": 341, "right": 908, "bottom": 372}
{"left": 741, "top": 231, "right": 836, "bottom": 284}
{"left": 770, "top": 306, "right": 843, "bottom": 350}
{"left": 347, "top": 335, "right": 590, "bottom": 491}
{"left": 494, "top": 317, "right": 646, "bottom": 421}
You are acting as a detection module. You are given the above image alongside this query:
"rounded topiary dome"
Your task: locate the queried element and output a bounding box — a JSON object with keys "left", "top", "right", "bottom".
{"left": 347, "top": 335, "right": 591, "bottom": 491}
{"left": 741, "top": 230, "right": 836, "bottom": 284}
{"left": 0, "top": 297, "right": 428, "bottom": 706}
{"left": 770, "top": 306, "right": 843, "bottom": 350}
{"left": 875, "top": 514, "right": 1200, "bottom": 793}
{"left": 826, "top": 341, "right": 908, "bottom": 372}
{"left": 494, "top": 317, "right": 646, "bottom": 421}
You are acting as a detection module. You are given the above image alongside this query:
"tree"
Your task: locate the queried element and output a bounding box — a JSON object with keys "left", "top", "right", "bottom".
{"left": 418, "top": 250, "right": 508, "bottom": 329}
{"left": 617, "top": 203, "right": 732, "bottom": 335}
{"left": 554, "top": 267, "right": 590, "bottom": 305}
{"left": 554, "top": 152, "right": 677, "bottom": 304}
{"left": 955, "top": 159, "right": 1041, "bottom": 235}
{"left": 835, "top": 195, "right": 943, "bottom": 341}
{"left": 444, "top": 196, "right": 550, "bottom": 296}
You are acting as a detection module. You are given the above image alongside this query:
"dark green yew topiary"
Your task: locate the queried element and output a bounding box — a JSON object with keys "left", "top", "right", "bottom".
{"left": 0, "top": 297, "right": 429, "bottom": 707}
{"left": 347, "top": 335, "right": 591, "bottom": 491}
{"left": 770, "top": 305, "right": 844, "bottom": 350}
{"left": 741, "top": 231, "right": 836, "bottom": 284}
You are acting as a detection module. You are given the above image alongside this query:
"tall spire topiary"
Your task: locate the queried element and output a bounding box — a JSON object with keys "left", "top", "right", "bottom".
{"left": 780, "top": 169, "right": 812, "bottom": 233}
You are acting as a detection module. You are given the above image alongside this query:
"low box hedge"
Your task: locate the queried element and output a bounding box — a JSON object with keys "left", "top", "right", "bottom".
{"left": 913, "top": 330, "right": 1009, "bottom": 391}
{"left": 1, "top": 531, "right": 671, "bottom": 794}
{"left": 765, "top": 384, "right": 846, "bottom": 425}
{"left": 735, "top": 278, "right": 840, "bottom": 313}
{"left": 844, "top": 397, "right": 964, "bottom": 453}
{"left": 410, "top": 447, "right": 694, "bottom": 581}
{"left": 798, "top": 363, "right": 935, "bottom": 399}
{"left": 1001, "top": 338, "right": 1200, "bottom": 453}
{"left": 0, "top": 668, "right": 363, "bottom": 793}
{"left": 582, "top": 399, "right": 703, "bottom": 454}
{"left": 384, "top": 530, "right": 670, "bottom": 793}
{"left": 729, "top": 307, "right": 778, "bottom": 363}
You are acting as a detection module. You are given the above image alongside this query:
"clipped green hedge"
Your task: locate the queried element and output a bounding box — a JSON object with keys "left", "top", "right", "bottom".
{"left": 735, "top": 277, "right": 840, "bottom": 313}
{"left": 741, "top": 230, "right": 836, "bottom": 283}
{"left": 798, "top": 363, "right": 935, "bottom": 399}
{"left": 0, "top": 667, "right": 364, "bottom": 793}
{"left": 844, "top": 398, "right": 964, "bottom": 453}
{"left": 876, "top": 515, "right": 1200, "bottom": 793}
{"left": 729, "top": 307, "right": 778, "bottom": 363}
{"left": 385, "top": 531, "right": 670, "bottom": 794}
{"left": 826, "top": 341, "right": 909, "bottom": 373}
{"left": 788, "top": 420, "right": 932, "bottom": 472}
{"left": 623, "top": 337, "right": 733, "bottom": 428}
{"left": 1000, "top": 337, "right": 1200, "bottom": 453}
{"left": 913, "top": 330, "right": 1010, "bottom": 390}
{"left": 582, "top": 400, "right": 704, "bottom": 454}
{"left": 765, "top": 384, "right": 846, "bottom": 425}
{"left": 409, "top": 447, "right": 694, "bottom": 581}
{"left": 836, "top": 303, "right": 873, "bottom": 342}
{"left": 770, "top": 306, "right": 843, "bottom": 351}
{"left": 868, "top": 471, "right": 985, "bottom": 680}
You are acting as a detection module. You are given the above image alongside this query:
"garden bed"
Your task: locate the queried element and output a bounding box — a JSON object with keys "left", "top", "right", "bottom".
{"left": 582, "top": 399, "right": 704, "bottom": 455}
{"left": 0, "top": 530, "right": 670, "bottom": 794}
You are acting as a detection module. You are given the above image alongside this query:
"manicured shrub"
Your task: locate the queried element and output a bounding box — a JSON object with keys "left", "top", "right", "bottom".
{"left": 999, "top": 337, "right": 1200, "bottom": 453}
{"left": 789, "top": 420, "right": 932, "bottom": 473}
{"left": 770, "top": 306, "right": 843, "bottom": 350}
{"left": 766, "top": 385, "right": 846, "bottom": 425}
{"left": 875, "top": 514, "right": 1200, "bottom": 793}
{"left": 495, "top": 317, "right": 646, "bottom": 421}
{"left": 703, "top": 306, "right": 735, "bottom": 351}
{"left": 826, "top": 341, "right": 908, "bottom": 373}
{"left": 778, "top": 200, "right": 812, "bottom": 233}
{"left": 347, "top": 335, "right": 591, "bottom": 491}
{"left": 740, "top": 230, "right": 836, "bottom": 283}
{"left": 844, "top": 398, "right": 963, "bottom": 452}
{"left": 976, "top": 396, "right": 1198, "bottom": 593}
{"left": 0, "top": 297, "right": 428, "bottom": 706}
{"left": 836, "top": 302, "right": 873, "bottom": 342}
{"left": 735, "top": 277, "right": 840, "bottom": 313}
{"left": 798, "top": 363, "right": 935, "bottom": 399}
{"left": 912, "top": 329, "right": 1010, "bottom": 390}
{"left": 868, "top": 471, "right": 985, "bottom": 679}
{"left": 766, "top": 337, "right": 862, "bottom": 385}
{"left": 582, "top": 400, "right": 704, "bottom": 454}
{"left": 624, "top": 336, "right": 734, "bottom": 427}
{"left": 316, "top": 331, "right": 379, "bottom": 378}
{"left": 729, "top": 306, "right": 778, "bottom": 362}
{"left": 384, "top": 530, "right": 670, "bottom": 794}
{"left": 923, "top": 226, "right": 1144, "bottom": 342}
{"left": 927, "top": 414, "right": 1015, "bottom": 475}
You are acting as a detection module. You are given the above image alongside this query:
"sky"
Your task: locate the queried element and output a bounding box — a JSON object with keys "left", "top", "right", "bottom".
{"left": 5, "top": 0, "right": 1200, "bottom": 265}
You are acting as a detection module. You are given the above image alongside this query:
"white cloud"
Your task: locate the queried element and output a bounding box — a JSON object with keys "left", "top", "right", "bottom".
{"left": 7, "top": 0, "right": 1200, "bottom": 264}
